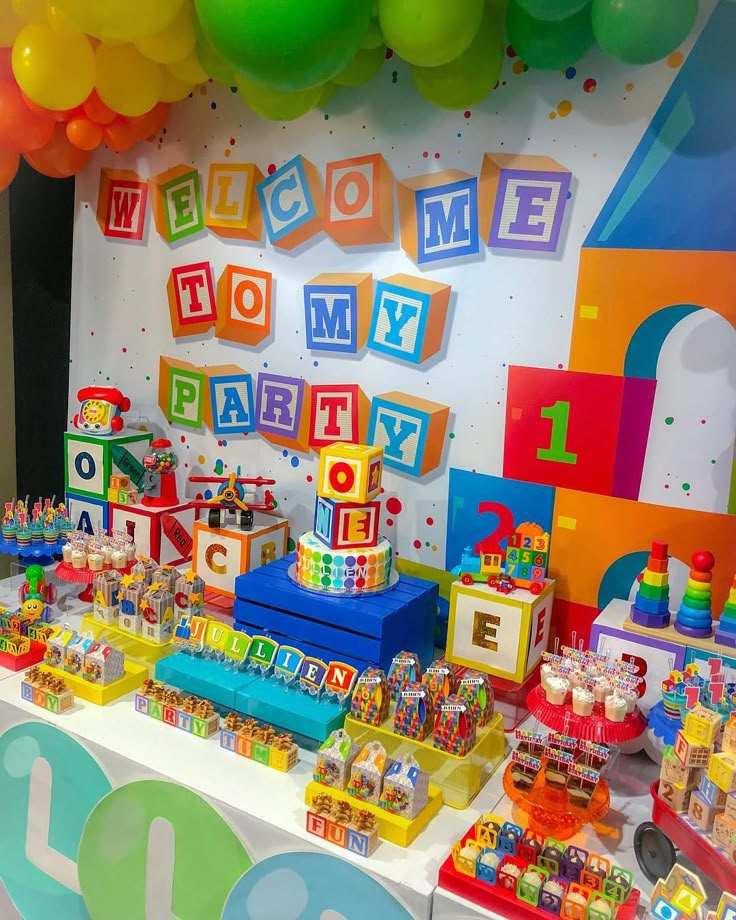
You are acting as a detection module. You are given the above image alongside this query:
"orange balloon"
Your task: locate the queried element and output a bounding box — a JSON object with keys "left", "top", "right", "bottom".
{"left": 127, "top": 101, "right": 168, "bottom": 140}
{"left": 82, "top": 89, "right": 116, "bottom": 125}
{"left": 21, "top": 91, "right": 79, "bottom": 121}
{"left": 0, "top": 148, "right": 19, "bottom": 190}
{"left": 102, "top": 117, "right": 137, "bottom": 152}
{"left": 0, "top": 49, "right": 13, "bottom": 83}
{"left": 0, "top": 79, "right": 53, "bottom": 151}
{"left": 66, "top": 116, "right": 102, "bottom": 150}
{"left": 24, "top": 122, "right": 90, "bottom": 177}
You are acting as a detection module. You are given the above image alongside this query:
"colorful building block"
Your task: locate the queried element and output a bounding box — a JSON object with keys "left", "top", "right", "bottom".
{"left": 313, "top": 496, "right": 380, "bottom": 550}
{"left": 192, "top": 516, "right": 288, "bottom": 597}
{"left": 201, "top": 364, "right": 256, "bottom": 436}
{"left": 324, "top": 153, "right": 394, "bottom": 246}
{"left": 65, "top": 492, "right": 109, "bottom": 535}
{"left": 316, "top": 441, "right": 383, "bottom": 503}
{"left": 304, "top": 272, "right": 373, "bottom": 353}
{"left": 397, "top": 170, "right": 479, "bottom": 264}
{"left": 698, "top": 773, "right": 727, "bottom": 809}
{"left": 64, "top": 429, "right": 152, "bottom": 501}
{"left": 503, "top": 366, "right": 656, "bottom": 499}
{"left": 96, "top": 168, "right": 148, "bottom": 240}
{"left": 631, "top": 540, "right": 672, "bottom": 628}
{"left": 674, "top": 730, "right": 711, "bottom": 768}
{"left": 256, "top": 372, "right": 311, "bottom": 452}
{"left": 166, "top": 262, "right": 217, "bottom": 337}
{"left": 215, "top": 264, "right": 272, "bottom": 346}
{"left": 446, "top": 579, "right": 554, "bottom": 682}
{"left": 688, "top": 790, "right": 720, "bottom": 831}
{"left": 660, "top": 746, "right": 697, "bottom": 788}
{"left": 368, "top": 391, "right": 450, "bottom": 477}
{"left": 657, "top": 778, "right": 692, "bottom": 813}
{"left": 256, "top": 155, "right": 323, "bottom": 250}
{"left": 158, "top": 356, "right": 206, "bottom": 429}
{"left": 724, "top": 716, "right": 736, "bottom": 755}
{"left": 150, "top": 165, "right": 205, "bottom": 243}
{"left": 478, "top": 153, "right": 571, "bottom": 252}
{"left": 109, "top": 502, "right": 196, "bottom": 566}
{"left": 368, "top": 273, "right": 451, "bottom": 364}
{"left": 309, "top": 384, "right": 370, "bottom": 450}
{"left": 204, "top": 162, "right": 264, "bottom": 240}
{"left": 713, "top": 813, "right": 736, "bottom": 852}
{"left": 684, "top": 706, "right": 722, "bottom": 748}
{"left": 708, "top": 752, "right": 736, "bottom": 793}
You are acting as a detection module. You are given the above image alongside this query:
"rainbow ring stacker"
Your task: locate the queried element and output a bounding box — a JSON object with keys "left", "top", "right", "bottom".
{"left": 675, "top": 551, "right": 715, "bottom": 639}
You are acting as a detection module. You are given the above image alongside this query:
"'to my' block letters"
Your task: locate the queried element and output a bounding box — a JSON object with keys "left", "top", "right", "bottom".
{"left": 256, "top": 372, "right": 311, "bottom": 452}
{"left": 167, "top": 262, "right": 217, "bottom": 337}
{"left": 304, "top": 272, "right": 372, "bottom": 353}
{"left": 97, "top": 168, "right": 148, "bottom": 240}
{"left": 216, "top": 264, "right": 272, "bottom": 346}
{"left": 368, "top": 273, "right": 450, "bottom": 364}
{"left": 368, "top": 391, "right": 450, "bottom": 477}
{"left": 397, "top": 170, "right": 479, "bottom": 264}
{"left": 150, "top": 165, "right": 205, "bottom": 243}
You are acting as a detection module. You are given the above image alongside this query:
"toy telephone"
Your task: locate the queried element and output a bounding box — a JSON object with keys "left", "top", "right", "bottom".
{"left": 73, "top": 387, "right": 131, "bottom": 436}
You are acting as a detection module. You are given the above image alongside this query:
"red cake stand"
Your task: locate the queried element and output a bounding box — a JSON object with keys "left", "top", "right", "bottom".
{"left": 55, "top": 561, "right": 133, "bottom": 602}
{"left": 526, "top": 685, "right": 647, "bottom": 744}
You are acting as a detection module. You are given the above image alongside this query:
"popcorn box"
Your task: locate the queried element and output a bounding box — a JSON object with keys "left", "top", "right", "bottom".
{"left": 83, "top": 642, "right": 124, "bottom": 685}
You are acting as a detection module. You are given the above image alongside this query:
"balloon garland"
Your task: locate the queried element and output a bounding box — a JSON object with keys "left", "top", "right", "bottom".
{"left": 0, "top": 0, "right": 700, "bottom": 192}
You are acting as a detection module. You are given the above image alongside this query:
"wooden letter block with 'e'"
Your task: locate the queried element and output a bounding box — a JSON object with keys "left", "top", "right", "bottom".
{"left": 368, "top": 273, "right": 451, "bottom": 365}
{"left": 317, "top": 442, "right": 383, "bottom": 503}
{"left": 257, "top": 155, "right": 323, "bottom": 251}
{"left": 256, "top": 373, "right": 311, "bottom": 452}
{"left": 478, "top": 153, "right": 571, "bottom": 253}
{"left": 503, "top": 366, "right": 656, "bottom": 500}
{"left": 304, "top": 273, "right": 373, "bottom": 354}
{"left": 150, "top": 165, "right": 205, "bottom": 243}
{"left": 97, "top": 168, "right": 148, "bottom": 240}
{"left": 159, "top": 357, "right": 205, "bottom": 430}
{"left": 167, "top": 262, "right": 217, "bottom": 337}
{"left": 313, "top": 496, "right": 380, "bottom": 550}
{"left": 202, "top": 365, "right": 256, "bottom": 437}
{"left": 309, "top": 384, "right": 370, "bottom": 450}
{"left": 368, "top": 391, "right": 449, "bottom": 478}
{"left": 397, "top": 170, "right": 479, "bottom": 264}
{"left": 216, "top": 264, "right": 272, "bottom": 346}
{"left": 205, "top": 163, "right": 264, "bottom": 241}
{"left": 324, "top": 153, "right": 394, "bottom": 246}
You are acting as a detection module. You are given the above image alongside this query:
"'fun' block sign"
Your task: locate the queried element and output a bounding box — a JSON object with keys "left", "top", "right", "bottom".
{"left": 397, "top": 170, "right": 479, "bottom": 264}
{"left": 478, "top": 153, "right": 571, "bottom": 252}
{"left": 158, "top": 356, "right": 205, "bottom": 429}
{"left": 150, "top": 165, "right": 205, "bottom": 243}
{"left": 167, "top": 262, "right": 217, "bottom": 337}
{"left": 309, "top": 384, "right": 370, "bottom": 450}
{"left": 216, "top": 264, "right": 272, "bottom": 346}
{"left": 97, "top": 169, "right": 148, "bottom": 240}
{"left": 368, "top": 273, "right": 450, "bottom": 364}
{"left": 368, "top": 391, "right": 449, "bottom": 477}
{"left": 257, "top": 155, "right": 323, "bottom": 251}
{"left": 324, "top": 153, "right": 394, "bottom": 246}
{"left": 205, "top": 163, "right": 264, "bottom": 241}
{"left": 304, "top": 273, "right": 372, "bottom": 353}
{"left": 202, "top": 365, "right": 256, "bottom": 436}
{"left": 256, "top": 372, "right": 311, "bottom": 452}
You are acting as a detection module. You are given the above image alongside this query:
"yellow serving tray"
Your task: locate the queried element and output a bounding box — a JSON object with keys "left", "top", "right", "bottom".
{"left": 39, "top": 661, "right": 147, "bottom": 705}
{"left": 81, "top": 613, "right": 173, "bottom": 670}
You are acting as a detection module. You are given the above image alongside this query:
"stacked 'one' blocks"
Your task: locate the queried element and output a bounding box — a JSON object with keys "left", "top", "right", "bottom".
{"left": 314, "top": 443, "right": 383, "bottom": 551}
{"left": 630, "top": 541, "right": 671, "bottom": 628}
{"left": 715, "top": 573, "right": 736, "bottom": 648}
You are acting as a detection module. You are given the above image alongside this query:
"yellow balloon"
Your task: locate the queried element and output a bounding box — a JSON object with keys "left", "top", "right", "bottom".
{"left": 95, "top": 43, "right": 163, "bottom": 116}
{"left": 0, "top": 0, "right": 24, "bottom": 45}
{"left": 167, "top": 50, "right": 207, "bottom": 85}
{"left": 134, "top": 4, "right": 194, "bottom": 64}
{"left": 12, "top": 23, "right": 94, "bottom": 109}
{"left": 11, "top": 0, "right": 45, "bottom": 22}
{"left": 53, "top": 0, "right": 185, "bottom": 42}
{"left": 46, "top": 1, "right": 81, "bottom": 32}
{"left": 159, "top": 68, "right": 193, "bottom": 102}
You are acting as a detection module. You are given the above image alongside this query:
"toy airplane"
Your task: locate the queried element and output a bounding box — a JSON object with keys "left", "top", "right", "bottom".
{"left": 188, "top": 472, "right": 276, "bottom": 531}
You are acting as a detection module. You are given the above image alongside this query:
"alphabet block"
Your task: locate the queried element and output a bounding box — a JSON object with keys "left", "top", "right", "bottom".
{"left": 158, "top": 356, "right": 205, "bottom": 429}
{"left": 685, "top": 707, "right": 723, "bottom": 748}
{"left": 397, "top": 170, "right": 479, "bottom": 264}
{"left": 109, "top": 502, "right": 196, "bottom": 565}
{"left": 478, "top": 153, "right": 571, "bottom": 252}
{"left": 205, "top": 162, "right": 264, "bottom": 240}
{"left": 64, "top": 430, "right": 152, "bottom": 500}
{"left": 324, "top": 153, "right": 394, "bottom": 245}
{"left": 202, "top": 365, "right": 256, "bottom": 436}
{"left": 699, "top": 773, "right": 728, "bottom": 808}
{"left": 660, "top": 746, "right": 696, "bottom": 788}
{"left": 368, "top": 273, "right": 451, "bottom": 364}
{"left": 304, "top": 272, "right": 372, "bottom": 353}
{"left": 257, "top": 155, "right": 323, "bottom": 250}
{"left": 216, "top": 264, "right": 272, "bottom": 346}
{"left": 167, "top": 262, "right": 217, "bottom": 337}
{"left": 708, "top": 752, "right": 736, "bottom": 793}
{"left": 316, "top": 442, "right": 383, "bottom": 503}
{"left": 309, "top": 384, "right": 370, "bottom": 450}
{"left": 503, "top": 366, "right": 656, "bottom": 499}
{"left": 368, "top": 391, "right": 450, "bottom": 477}
{"left": 256, "top": 372, "right": 311, "bottom": 452}
{"left": 674, "top": 730, "right": 711, "bottom": 768}
{"left": 713, "top": 813, "right": 736, "bottom": 851}
{"left": 192, "top": 516, "right": 288, "bottom": 597}
{"left": 687, "top": 790, "right": 719, "bottom": 831}
{"left": 150, "top": 165, "right": 205, "bottom": 243}
{"left": 65, "top": 492, "right": 109, "bottom": 536}
{"left": 657, "top": 778, "right": 691, "bottom": 813}
{"left": 96, "top": 168, "right": 148, "bottom": 240}
{"left": 314, "top": 496, "right": 380, "bottom": 550}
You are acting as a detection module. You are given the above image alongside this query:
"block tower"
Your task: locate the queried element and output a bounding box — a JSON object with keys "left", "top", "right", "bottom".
{"left": 715, "top": 572, "right": 736, "bottom": 648}
{"left": 630, "top": 540, "right": 671, "bottom": 628}
{"left": 675, "top": 551, "right": 715, "bottom": 639}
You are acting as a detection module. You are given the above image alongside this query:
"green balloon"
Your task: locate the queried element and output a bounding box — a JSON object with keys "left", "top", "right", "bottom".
{"left": 411, "top": 13, "right": 503, "bottom": 109}
{"left": 361, "top": 18, "right": 384, "bottom": 49}
{"left": 507, "top": 0, "right": 594, "bottom": 68}
{"left": 379, "top": 0, "right": 485, "bottom": 67}
{"left": 194, "top": 0, "right": 373, "bottom": 91}
{"left": 334, "top": 45, "right": 385, "bottom": 86}
{"left": 193, "top": 11, "right": 234, "bottom": 86}
{"left": 592, "top": 0, "right": 698, "bottom": 65}
{"left": 237, "top": 76, "right": 322, "bottom": 120}
{"left": 516, "top": 0, "right": 589, "bottom": 20}
{"left": 318, "top": 82, "right": 337, "bottom": 107}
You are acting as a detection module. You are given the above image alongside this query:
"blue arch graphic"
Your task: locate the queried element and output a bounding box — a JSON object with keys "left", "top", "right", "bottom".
{"left": 597, "top": 551, "right": 649, "bottom": 611}
{"left": 624, "top": 304, "right": 702, "bottom": 379}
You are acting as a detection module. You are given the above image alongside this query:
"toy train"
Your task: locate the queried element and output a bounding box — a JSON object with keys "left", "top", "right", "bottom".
{"left": 451, "top": 524, "right": 550, "bottom": 595}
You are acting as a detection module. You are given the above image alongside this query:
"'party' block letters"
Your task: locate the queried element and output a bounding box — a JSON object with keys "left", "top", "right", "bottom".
{"left": 202, "top": 365, "right": 256, "bottom": 436}
{"left": 257, "top": 155, "right": 323, "bottom": 250}
{"left": 97, "top": 169, "right": 148, "bottom": 240}
{"left": 398, "top": 170, "right": 479, "bottom": 264}
{"left": 158, "top": 356, "right": 205, "bottom": 429}
{"left": 324, "top": 153, "right": 394, "bottom": 245}
{"left": 150, "top": 165, "right": 205, "bottom": 243}
{"left": 368, "top": 273, "right": 451, "bottom": 364}
{"left": 205, "top": 163, "right": 264, "bottom": 241}
{"left": 304, "top": 273, "right": 373, "bottom": 353}
{"left": 368, "top": 391, "right": 449, "bottom": 477}
{"left": 215, "top": 264, "right": 272, "bottom": 346}
{"left": 309, "top": 384, "right": 370, "bottom": 449}
{"left": 256, "top": 373, "right": 311, "bottom": 452}
{"left": 167, "top": 262, "right": 217, "bottom": 337}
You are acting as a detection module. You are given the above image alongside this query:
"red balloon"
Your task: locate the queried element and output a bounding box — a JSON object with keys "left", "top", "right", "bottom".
{"left": 0, "top": 80, "right": 54, "bottom": 152}
{"left": 0, "top": 49, "right": 13, "bottom": 83}
{"left": 127, "top": 102, "right": 169, "bottom": 140}
{"left": 83, "top": 89, "right": 116, "bottom": 126}
{"left": 0, "top": 148, "right": 19, "bottom": 191}
{"left": 24, "top": 123, "right": 91, "bottom": 178}
{"left": 691, "top": 550, "right": 715, "bottom": 573}
{"left": 102, "top": 117, "right": 138, "bottom": 152}
{"left": 66, "top": 117, "right": 103, "bottom": 151}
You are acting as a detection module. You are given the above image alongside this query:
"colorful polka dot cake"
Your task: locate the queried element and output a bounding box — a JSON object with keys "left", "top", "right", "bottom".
{"left": 295, "top": 531, "right": 393, "bottom": 594}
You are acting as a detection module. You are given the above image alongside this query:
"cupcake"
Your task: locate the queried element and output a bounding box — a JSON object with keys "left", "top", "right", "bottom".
{"left": 589, "top": 899, "right": 612, "bottom": 920}
{"left": 572, "top": 686, "right": 594, "bottom": 717}
{"left": 563, "top": 890, "right": 588, "bottom": 917}
{"left": 568, "top": 668, "right": 588, "bottom": 690}
{"left": 479, "top": 850, "right": 500, "bottom": 869}
{"left": 112, "top": 549, "right": 127, "bottom": 570}
{"left": 605, "top": 694, "right": 627, "bottom": 723}
{"left": 619, "top": 688, "right": 638, "bottom": 714}
{"left": 459, "top": 843, "right": 479, "bottom": 862}
{"left": 545, "top": 675, "right": 569, "bottom": 705}
{"left": 71, "top": 548, "right": 87, "bottom": 569}
{"left": 543, "top": 880, "right": 566, "bottom": 898}
{"left": 126, "top": 542, "right": 137, "bottom": 563}
{"left": 62, "top": 543, "right": 73, "bottom": 563}
{"left": 592, "top": 677, "right": 613, "bottom": 703}
{"left": 87, "top": 551, "right": 104, "bottom": 572}
{"left": 521, "top": 867, "right": 545, "bottom": 898}
{"left": 541, "top": 663, "right": 555, "bottom": 690}
{"left": 501, "top": 862, "right": 522, "bottom": 880}
{"left": 542, "top": 843, "right": 563, "bottom": 864}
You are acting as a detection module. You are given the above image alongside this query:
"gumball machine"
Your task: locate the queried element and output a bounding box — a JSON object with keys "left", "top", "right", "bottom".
{"left": 142, "top": 439, "right": 179, "bottom": 507}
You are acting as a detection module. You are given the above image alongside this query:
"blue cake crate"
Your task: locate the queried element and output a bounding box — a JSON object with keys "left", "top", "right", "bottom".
{"left": 233, "top": 554, "right": 438, "bottom": 672}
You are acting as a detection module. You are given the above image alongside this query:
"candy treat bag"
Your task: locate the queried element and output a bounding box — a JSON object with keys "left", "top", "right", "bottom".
{"left": 458, "top": 669, "right": 494, "bottom": 727}
{"left": 350, "top": 668, "right": 389, "bottom": 726}
{"left": 314, "top": 729, "right": 359, "bottom": 790}
{"left": 387, "top": 651, "right": 421, "bottom": 701}
{"left": 393, "top": 682, "right": 434, "bottom": 741}
{"left": 380, "top": 755, "right": 430, "bottom": 819}
{"left": 348, "top": 742, "right": 392, "bottom": 805}
{"left": 434, "top": 694, "right": 477, "bottom": 756}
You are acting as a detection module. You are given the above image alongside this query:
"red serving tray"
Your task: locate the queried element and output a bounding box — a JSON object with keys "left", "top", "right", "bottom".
{"left": 0, "top": 639, "right": 47, "bottom": 672}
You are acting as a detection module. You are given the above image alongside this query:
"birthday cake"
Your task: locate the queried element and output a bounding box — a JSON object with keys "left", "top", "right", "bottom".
{"left": 293, "top": 442, "right": 395, "bottom": 595}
